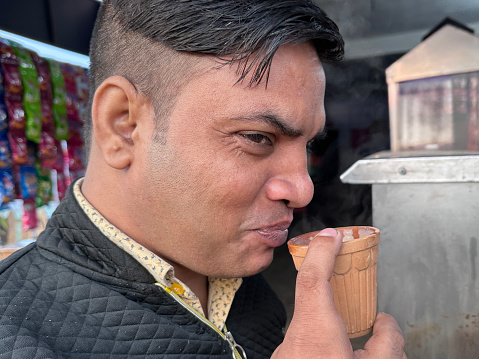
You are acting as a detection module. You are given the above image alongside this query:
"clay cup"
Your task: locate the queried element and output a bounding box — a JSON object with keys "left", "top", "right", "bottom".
{"left": 287, "top": 226, "right": 380, "bottom": 338}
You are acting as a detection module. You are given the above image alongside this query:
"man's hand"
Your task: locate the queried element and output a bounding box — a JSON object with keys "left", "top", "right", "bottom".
{"left": 272, "top": 228, "right": 406, "bottom": 359}
{"left": 354, "top": 313, "right": 407, "bottom": 359}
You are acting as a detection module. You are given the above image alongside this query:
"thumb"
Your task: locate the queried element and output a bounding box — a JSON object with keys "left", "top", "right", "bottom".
{"left": 278, "top": 228, "right": 352, "bottom": 358}
{"left": 293, "top": 228, "right": 343, "bottom": 322}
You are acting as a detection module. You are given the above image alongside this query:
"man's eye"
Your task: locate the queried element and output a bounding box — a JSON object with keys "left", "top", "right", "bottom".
{"left": 242, "top": 133, "right": 272, "bottom": 145}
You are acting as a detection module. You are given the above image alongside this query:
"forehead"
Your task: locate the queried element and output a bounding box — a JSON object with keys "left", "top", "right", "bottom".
{"left": 192, "top": 41, "right": 324, "bottom": 87}
{"left": 263, "top": 42, "right": 325, "bottom": 90}
{"left": 217, "top": 42, "right": 323, "bottom": 102}
{"left": 168, "top": 42, "right": 326, "bottom": 134}
{"left": 235, "top": 42, "right": 326, "bottom": 128}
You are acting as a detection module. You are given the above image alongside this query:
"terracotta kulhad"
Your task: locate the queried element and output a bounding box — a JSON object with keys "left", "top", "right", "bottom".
{"left": 287, "top": 226, "right": 380, "bottom": 338}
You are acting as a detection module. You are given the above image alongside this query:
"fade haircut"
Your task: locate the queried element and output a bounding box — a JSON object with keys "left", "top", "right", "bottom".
{"left": 85, "top": 0, "right": 344, "bottom": 152}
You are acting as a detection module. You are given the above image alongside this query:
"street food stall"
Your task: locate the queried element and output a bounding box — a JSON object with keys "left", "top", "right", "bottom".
{"left": 341, "top": 24, "right": 479, "bottom": 358}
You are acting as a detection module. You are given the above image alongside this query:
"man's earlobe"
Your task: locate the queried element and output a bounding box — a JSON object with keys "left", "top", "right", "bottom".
{"left": 91, "top": 76, "right": 148, "bottom": 170}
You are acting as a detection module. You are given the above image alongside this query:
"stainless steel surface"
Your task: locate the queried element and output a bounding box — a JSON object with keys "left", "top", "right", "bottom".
{"left": 374, "top": 182, "right": 479, "bottom": 358}
{"left": 340, "top": 150, "right": 479, "bottom": 184}
{"left": 341, "top": 152, "right": 479, "bottom": 358}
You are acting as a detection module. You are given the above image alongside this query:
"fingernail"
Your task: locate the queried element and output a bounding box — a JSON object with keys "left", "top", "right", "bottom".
{"left": 316, "top": 228, "right": 338, "bottom": 237}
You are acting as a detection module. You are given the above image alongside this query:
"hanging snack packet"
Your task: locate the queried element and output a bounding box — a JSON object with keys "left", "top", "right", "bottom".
{"left": 20, "top": 163, "right": 38, "bottom": 201}
{"left": 0, "top": 40, "right": 22, "bottom": 95}
{"left": 0, "top": 67, "right": 8, "bottom": 136}
{"left": 74, "top": 65, "right": 89, "bottom": 123}
{"left": 0, "top": 67, "right": 12, "bottom": 180}
{"left": 61, "top": 63, "right": 84, "bottom": 172}
{"left": 13, "top": 46, "right": 42, "bottom": 143}
{"left": 22, "top": 199, "right": 38, "bottom": 231}
{"left": 39, "top": 131, "right": 58, "bottom": 165}
{"left": 12, "top": 165, "right": 21, "bottom": 200}
{"left": 30, "top": 51, "right": 54, "bottom": 129}
{"left": 67, "top": 144, "right": 84, "bottom": 172}
{"left": 0, "top": 170, "right": 15, "bottom": 204}
{"left": 42, "top": 137, "right": 61, "bottom": 170}
{"left": 48, "top": 60, "right": 69, "bottom": 141}
{"left": 4, "top": 97, "right": 25, "bottom": 131}
{"left": 0, "top": 40, "right": 26, "bottom": 131}
{"left": 60, "top": 63, "right": 80, "bottom": 123}
{"left": 56, "top": 170, "right": 67, "bottom": 201}
{"left": 36, "top": 163, "right": 52, "bottom": 207}
{"left": 0, "top": 177, "right": 4, "bottom": 208}
{"left": 30, "top": 52, "right": 57, "bottom": 164}
{"left": 47, "top": 138, "right": 68, "bottom": 200}
{"left": 0, "top": 139, "right": 12, "bottom": 168}
{"left": 7, "top": 129, "right": 27, "bottom": 165}
{"left": 16, "top": 142, "right": 37, "bottom": 203}
{"left": 67, "top": 119, "right": 84, "bottom": 148}
{"left": 75, "top": 66, "right": 89, "bottom": 103}
{"left": 0, "top": 41, "right": 28, "bottom": 165}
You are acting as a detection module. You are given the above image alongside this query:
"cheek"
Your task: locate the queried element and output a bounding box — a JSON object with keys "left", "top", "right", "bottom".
{"left": 146, "top": 137, "right": 268, "bottom": 227}
{"left": 207, "top": 159, "right": 267, "bottom": 203}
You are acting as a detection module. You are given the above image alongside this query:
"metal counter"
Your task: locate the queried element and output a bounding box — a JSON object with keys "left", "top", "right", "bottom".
{"left": 341, "top": 150, "right": 479, "bottom": 359}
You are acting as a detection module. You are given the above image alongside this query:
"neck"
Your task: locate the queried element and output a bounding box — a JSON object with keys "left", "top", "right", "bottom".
{"left": 173, "top": 264, "right": 209, "bottom": 315}
{"left": 82, "top": 167, "right": 210, "bottom": 315}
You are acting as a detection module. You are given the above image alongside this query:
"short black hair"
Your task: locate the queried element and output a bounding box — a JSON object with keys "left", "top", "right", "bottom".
{"left": 86, "top": 0, "right": 344, "bottom": 151}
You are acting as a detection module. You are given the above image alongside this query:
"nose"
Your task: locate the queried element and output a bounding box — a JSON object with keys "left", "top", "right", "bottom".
{"left": 265, "top": 155, "right": 314, "bottom": 208}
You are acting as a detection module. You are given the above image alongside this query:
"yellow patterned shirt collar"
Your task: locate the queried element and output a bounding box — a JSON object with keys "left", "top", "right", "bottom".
{"left": 73, "top": 178, "right": 242, "bottom": 331}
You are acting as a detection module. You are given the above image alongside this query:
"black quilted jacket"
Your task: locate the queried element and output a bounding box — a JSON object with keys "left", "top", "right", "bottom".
{"left": 0, "top": 183, "right": 286, "bottom": 358}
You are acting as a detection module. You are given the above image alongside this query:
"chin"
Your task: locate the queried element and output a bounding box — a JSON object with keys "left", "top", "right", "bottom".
{"left": 209, "top": 247, "right": 275, "bottom": 278}
{"left": 236, "top": 253, "right": 274, "bottom": 278}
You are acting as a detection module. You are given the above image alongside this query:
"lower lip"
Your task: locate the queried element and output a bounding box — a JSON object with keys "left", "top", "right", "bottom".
{"left": 255, "top": 229, "right": 289, "bottom": 248}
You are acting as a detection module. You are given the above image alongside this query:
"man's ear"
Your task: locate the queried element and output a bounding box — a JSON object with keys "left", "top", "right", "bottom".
{"left": 91, "top": 76, "right": 151, "bottom": 170}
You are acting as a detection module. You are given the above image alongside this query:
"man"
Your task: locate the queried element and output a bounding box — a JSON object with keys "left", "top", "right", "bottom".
{"left": 0, "top": 0, "right": 406, "bottom": 358}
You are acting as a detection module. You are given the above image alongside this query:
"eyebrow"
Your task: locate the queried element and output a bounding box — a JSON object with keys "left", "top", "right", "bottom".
{"left": 236, "top": 112, "right": 326, "bottom": 140}
{"left": 236, "top": 113, "right": 304, "bottom": 138}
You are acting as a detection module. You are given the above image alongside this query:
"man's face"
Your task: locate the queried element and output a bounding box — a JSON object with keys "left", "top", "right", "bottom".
{"left": 131, "top": 42, "right": 326, "bottom": 278}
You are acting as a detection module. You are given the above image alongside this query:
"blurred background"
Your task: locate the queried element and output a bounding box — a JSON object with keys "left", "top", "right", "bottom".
{"left": 1, "top": 0, "right": 479, "bottom": 357}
